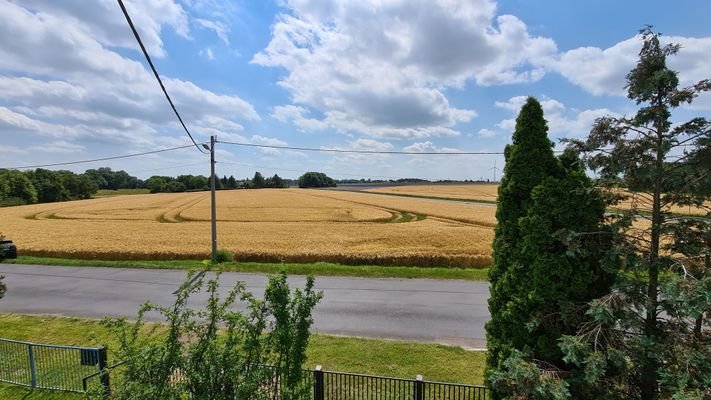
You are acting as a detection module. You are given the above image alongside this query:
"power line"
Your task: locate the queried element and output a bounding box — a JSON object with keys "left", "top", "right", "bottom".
{"left": 217, "top": 140, "right": 506, "bottom": 155}
{"left": 116, "top": 0, "right": 208, "bottom": 155}
{"left": 3, "top": 144, "right": 198, "bottom": 170}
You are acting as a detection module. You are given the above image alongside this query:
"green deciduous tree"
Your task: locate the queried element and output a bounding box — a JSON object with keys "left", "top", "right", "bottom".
{"left": 0, "top": 169, "right": 37, "bottom": 205}
{"left": 297, "top": 172, "right": 336, "bottom": 188}
{"left": 486, "top": 98, "right": 614, "bottom": 399}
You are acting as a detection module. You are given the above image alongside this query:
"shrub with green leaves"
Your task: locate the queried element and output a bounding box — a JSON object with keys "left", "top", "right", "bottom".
{"left": 100, "top": 271, "right": 322, "bottom": 400}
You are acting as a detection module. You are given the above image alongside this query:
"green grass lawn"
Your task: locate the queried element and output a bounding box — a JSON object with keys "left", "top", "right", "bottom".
{"left": 0, "top": 313, "right": 486, "bottom": 399}
{"left": 8, "top": 255, "right": 490, "bottom": 281}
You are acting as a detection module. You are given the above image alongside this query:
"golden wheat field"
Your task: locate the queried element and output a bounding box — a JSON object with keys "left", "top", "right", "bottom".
{"left": 0, "top": 189, "right": 497, "bottom": 268}
{"left": 365, "top": 184, "right": 710, "bottom": 216}
{"left": 364, "top": 184, "right": 499, "bottom": 203}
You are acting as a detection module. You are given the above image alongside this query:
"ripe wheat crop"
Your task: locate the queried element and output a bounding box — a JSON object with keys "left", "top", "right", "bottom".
{"left": 0, "top": 189, "right": 495, "bottom": 268}
{"left": 364, "top": 184, "right": 499, "bottom": 203}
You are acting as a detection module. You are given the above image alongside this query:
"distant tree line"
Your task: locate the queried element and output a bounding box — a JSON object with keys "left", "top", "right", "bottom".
{"left": 333, "top": 177, "right": 492, "bottom": 184}
{"left": 0, "top": 168, "right": 98, "bottom": 205}
{"left": 0, "top": 167, "right": 148, "bottom": 205}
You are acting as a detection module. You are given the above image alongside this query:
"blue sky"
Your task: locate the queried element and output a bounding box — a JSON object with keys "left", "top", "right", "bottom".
{"left": 0, "top": 0, "right": 709, "bottom": 181}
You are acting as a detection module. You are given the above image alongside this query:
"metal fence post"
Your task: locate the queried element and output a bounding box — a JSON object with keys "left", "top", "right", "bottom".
{"left": 414, "top": 375, "right": 424, "bottom": 400}
{"left": 98, "top": 346, "right": 110, "bottom": 396}
{"left": 313, "top": 365, "right": 324, "bottom": 400}
{"left": 27, "top": 344, "right": 37, "bottom": 389}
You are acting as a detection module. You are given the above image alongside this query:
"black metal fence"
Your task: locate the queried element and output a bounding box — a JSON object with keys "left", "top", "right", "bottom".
{"left": 0, "top": 338, "right": 107, "bottom": 392}
{"left": 314, "top": 367, "right": 488, "bottom": 400}
{"left": 1, "top": 337, "right": 487, "bottom": 399}
{"left": 83, "top": 363, "right": 487, "bottom": 399}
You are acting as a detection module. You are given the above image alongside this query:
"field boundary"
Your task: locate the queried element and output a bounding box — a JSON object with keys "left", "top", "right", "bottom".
{"left": 16, "top": 249, "right": 491, "bottom": 269}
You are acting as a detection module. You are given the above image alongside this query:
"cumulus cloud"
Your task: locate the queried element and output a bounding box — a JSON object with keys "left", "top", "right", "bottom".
{"left": 542, "top": 34, "right": 711, "bottom": 100}
{"left": 402, "top": 141, "right": 461, "bottom": 153}
{"left": 478, "top": 128, "right": 496, "bottom": 137}
{"left": 494, "top": 96, "right": 618, "bottom": 138}
{"left": 0, "top": 0, "right": 258, "bottom": 153}
{"left": 11, "top": 0, "right": 190, "bottom": 58}
{"left": 253, "top": 0, "right": 555, "bottom": 139}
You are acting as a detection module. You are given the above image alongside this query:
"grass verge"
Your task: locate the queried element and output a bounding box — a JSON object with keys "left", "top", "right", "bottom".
{"left": 6, "top": 256, "right": 489, "bottom": 281}
{"left": 0, "top": 313, "right": 486, "bottom": 399}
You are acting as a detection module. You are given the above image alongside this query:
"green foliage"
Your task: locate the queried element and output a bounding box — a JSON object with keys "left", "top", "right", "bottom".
{"left": 486, "top": 98, "right": 613, "bottom": 399}
{"left": 0, "top": 234, "right": 5, "bottom": 300}
{"left": 85, "top": 167, "right": 144, "bottom": 190}
{"left": 0, "top": 168, "right": 38, "bottom": 204}
{"left": 213, "top": 248, "right": 234, "bottom": 264}
{"left": 245, "top": 172, "right": 288, "bottom": 189}
{"left": 489, "top": 350, "right": 571, "bottom": 400}
{"left": 298, "top": 172, "right": 336, "bottom": 188}
{"left": 100, "top": 271, "right": 322, "bottom": 400}
{"left": 146, "top": 175, "right": 209, "bottom": 193}
{"left": 545, "top": 27, "right": 711, "bottom": 400}
{"left": 252, "top": 171, "right": 265, "bottom": 188}
{"left": 0, "top": 168, "right": 100, "bottom": 205}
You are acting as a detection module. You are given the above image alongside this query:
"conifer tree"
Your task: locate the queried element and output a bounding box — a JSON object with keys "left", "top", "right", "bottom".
{"left": 486, "top": 99, "right": 613, "bottom": 399}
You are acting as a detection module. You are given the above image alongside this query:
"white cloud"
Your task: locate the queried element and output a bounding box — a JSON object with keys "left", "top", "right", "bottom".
{"left": 11, "top": 0, "right": 190, "bottom": 58}
{"left": 494, "top": 96, "right": 619, "bottom": 137}
{"left": 542, "top": 34, "right": 711, "bottom": 100}
{"left": 199, "top": 47, "right": 215, "bottom": 60}
{"left": 252, "top": 0, "right": 555, "bottom": 139}
{"left": 28, "top": 140, "right": 86, "bottom": 153}
{"left": 478, "top": 128, "right": 496, "bottom": 137}
{"left": 0, "top": 1, "right": 258, "bottom": 153}
{"left": 349, "top": 138, "right": 394, "bottom": 151}
{"left": 402, "top": 141, "right": 461, "bottom": 153}
{"left": 272, "top": 105, "right": 328, "bottom": 131}
{"left": 195, "top": 18, "right": 230, "bottom": 44}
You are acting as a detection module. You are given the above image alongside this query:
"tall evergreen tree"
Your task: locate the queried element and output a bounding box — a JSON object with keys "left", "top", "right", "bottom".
{"left": 555, "top": 27, "right": 710, "bottom": 400}
{"left": 486, "top": 98, "right": 613, "bottom": 399}
{"left": 486, "top": 97, "right": 561, "bottom": 380}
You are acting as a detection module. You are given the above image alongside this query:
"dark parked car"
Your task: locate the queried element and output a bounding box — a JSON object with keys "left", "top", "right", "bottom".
{"left": 0, "top": 240, "right": 17, "bottom": 259}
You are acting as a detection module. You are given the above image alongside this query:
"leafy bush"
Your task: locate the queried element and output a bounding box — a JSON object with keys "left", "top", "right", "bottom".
{"left": 100, "top": 271, "right": 322, "bottom": 400}
{"left": 0, "top": 233, "right": 6, "bottom": 299}
{"left": 214, "top": 248, "right": 234, "bottom": 264}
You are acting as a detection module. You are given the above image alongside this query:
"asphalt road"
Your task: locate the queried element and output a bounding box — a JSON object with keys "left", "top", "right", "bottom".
{"left": 0, "top": 264, "right": 490, "bottom": 348}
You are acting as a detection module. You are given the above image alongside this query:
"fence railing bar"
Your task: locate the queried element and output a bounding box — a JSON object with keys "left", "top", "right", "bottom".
{"left": 0, "top": 338, "right": 98, "bottom": 351}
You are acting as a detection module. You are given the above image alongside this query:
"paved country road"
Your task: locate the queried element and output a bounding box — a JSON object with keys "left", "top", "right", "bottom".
{"left": 0, "top": 264, "right": 491, "bottom": 349}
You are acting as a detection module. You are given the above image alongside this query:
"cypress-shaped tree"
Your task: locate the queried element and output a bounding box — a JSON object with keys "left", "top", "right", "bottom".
{"left": 486, "top": 98, "right": 613, "bottom": 399}
{"left": 486, "top": 97, "right": 561, "bottom": 381}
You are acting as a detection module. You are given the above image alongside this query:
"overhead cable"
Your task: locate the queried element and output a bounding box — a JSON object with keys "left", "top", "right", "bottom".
{"left": 217, "top": 140, "right": 506, "bottom": 155}
{"left": 3, "top": 144, "right": 198, "bottom": 170}
{"left": 116, "top": 0, "right": 208, "bottom": 154}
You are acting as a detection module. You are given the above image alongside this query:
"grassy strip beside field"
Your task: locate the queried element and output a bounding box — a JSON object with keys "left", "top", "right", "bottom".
{"left": 7, "top": 256, "right": 489, "bottom": 281}
{"left": 0, "top": 313, "right": 485, "bottom": 399}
